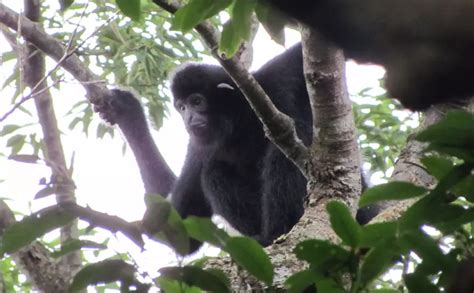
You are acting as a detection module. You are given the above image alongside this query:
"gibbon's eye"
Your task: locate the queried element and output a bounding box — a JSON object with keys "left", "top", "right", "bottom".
{"left": 190, "top": 95, "right": 202, "bottom": 106}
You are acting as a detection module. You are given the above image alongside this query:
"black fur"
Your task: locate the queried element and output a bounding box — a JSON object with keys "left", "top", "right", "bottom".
{"left": 96, "top": 44, "right": 377, "bottom": 252}
{"left": 267, "top": 0, "right": 474, "bottom": 110}
{"left": 170, "top": 44, "right": 312, "bottom": 245}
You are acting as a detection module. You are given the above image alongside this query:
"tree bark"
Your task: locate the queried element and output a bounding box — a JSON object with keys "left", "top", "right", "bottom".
{"left": 0, "top": 201, "right": 69, "bottom": 292}
{"left": 23, "top": 0, "right": 82, "bottom": 277}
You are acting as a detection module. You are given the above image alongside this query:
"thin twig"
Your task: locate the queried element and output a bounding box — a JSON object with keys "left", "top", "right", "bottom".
{"left": 0, "top": 9, "right": 118, "bottom": 122}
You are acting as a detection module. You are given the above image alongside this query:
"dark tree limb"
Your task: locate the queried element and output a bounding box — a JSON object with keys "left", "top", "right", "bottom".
{"left": 57, "top": 203, "right": 145, "bottom": 248}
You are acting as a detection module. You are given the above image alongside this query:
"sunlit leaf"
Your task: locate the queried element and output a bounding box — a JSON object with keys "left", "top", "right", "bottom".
{"left": 144, "top": 194, "right": 189, "bottom": 255}
{"left": 0, "top": 125, "right": 20, "bottom": 136}
{"left": 172, "top": 0, "right": 231, "bottom": 32}
{"left": 255, "top": 2, "right": 286, "bottom": 45}
{"left": 183, "top": 216, "right": 230, "bottom": 247}
{"left": 219, "top": 0, "right": 256, "bottom": 58}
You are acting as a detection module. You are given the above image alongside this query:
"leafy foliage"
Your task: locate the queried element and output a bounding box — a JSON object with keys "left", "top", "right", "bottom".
{"left": 0, "top": 208, "right": 76, "bottom": 256}
{"left": 2, "top": 0, "right": 474, "bottom": 292}
{"left": 285, "top": 111, "right": 474, "bottom": 292}
{"left": 353, "top": 87, "right": 418, "bottom": 179}
{"left": 70, "top": 259, "right": 148, "bottom": 292}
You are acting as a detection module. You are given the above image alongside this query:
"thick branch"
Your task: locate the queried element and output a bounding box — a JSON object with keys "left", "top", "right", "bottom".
{"left": 302, "top": 28, "right": 361, "bottom": 208}
{"left": 58, "top": 203, "right": 145, "bottom": 248}
{"left": 152, "top": 0, "right": 310, "bottom": 175}
{"left": 375, "top": 100, "right": 474, "bottom": 221}
{"left": 23, "top": 0, "right": 82, "bottom": 276}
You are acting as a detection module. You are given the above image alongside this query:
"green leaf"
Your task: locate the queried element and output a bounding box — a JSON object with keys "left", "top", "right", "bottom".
{"left": 421, "top": 156, "right": 454, "bottom": 180}
{"left": 183, "top": 216, "right": 230, "bottom": 248}
{"left": 453, "top": 175, "right": 474, "bottom": 200}
{"left": 8, "top": 154, "right": 40, "bottom": 164}
{"left": 70, "top": 259, "right": 137, "bottom": 292}
{"left": 417, "top": 110, "right": 474, "bottom": 147}
{"left": 231, "top": 0, "right": 256, "bottom": 40}
{"left": 399, "top": 196, "right": 436, "bottom": 230}
{"left": 255, "top": 2, "right": 286, "bottom": 45}
{"left": 144, "top": 194, "right": 172, "bottom": 231}
{"left": 285, "top": 270, "right": 317, "bottom": 293}
{"left": 0, "top": 207, "right": 76, "bottom": 255}
{"left": 359, "top": 241, "right": 400, "bottom": 287}
{"left": 96, "top": 124, "right": 114, "bottom": 139}
{"left": 430, "top": 163, "right": 473, "bottom": 197}
{"left": 224, "top": 237, "right": 273, "bottom": 285}
{"left": 6, "top": 134, "right": 26, "bottom": 154}
{"left": 219, "top": 20, "right": 241, "bottom": 58}
{"left": 219, "top": 0, "right": 256, "bottom": 58}
{"left": 172, "top": 0, "right": 232, "bottom": 32}
{"left": 159, "top": 266, "right": 230, "bottom": 292}
{"left": 417, "top": 110, "right": 474, "bottom": 161}
{"left": 326, "top": 201, "right": 361, "bottom": 247}
{"left": 0, "top": 51, "right": 17, "bottom": 63}
{"left": 434, "top": 208, "right": 474, "bottom": 233}
{"left": 144, "top": 194, "right": 189, "bottom": 255}
{"left": 116, "top": 0, "right": 141, "bottom": 21}
{"left": 294, "top": 239, "right": 350, "bottom": 268}
{"left": 399, "top": 231, "right": 454, "bottom": 273}
{"left": 51, "top": 240, "right": 106, "bottom": 258}
{"left": 156, "top": 277, "right": 201, "bottom": 293}
{"left": 316, "top": 278, "right": 344, "bottom": 293}
{"left": 359, "top": 181, "right": 427, "bottom": 207}
{"left": 0, "top": 124, "right": 20, "bottom": 136}
{"left": 59, "top": 0, "right": 74, "bottom": 11}
{"left": 360, "top": 222, "right": 398, "bottom": 248}
{"left": 404, "top": 273, "right": 439, "bottom": 293}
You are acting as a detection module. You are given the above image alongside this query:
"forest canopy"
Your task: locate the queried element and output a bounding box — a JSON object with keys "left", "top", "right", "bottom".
{"left": 0, "top": 0, "right": 473, "bottom": 292}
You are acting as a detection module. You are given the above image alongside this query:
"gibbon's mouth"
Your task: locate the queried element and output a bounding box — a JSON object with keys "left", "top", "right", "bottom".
{"left": 189, "top": 123, "right": 209, "bottom": 137}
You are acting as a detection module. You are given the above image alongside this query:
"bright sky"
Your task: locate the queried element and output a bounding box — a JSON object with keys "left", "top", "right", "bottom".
{"left": 0, "top": 2, "right": 385, "bottom": 275}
